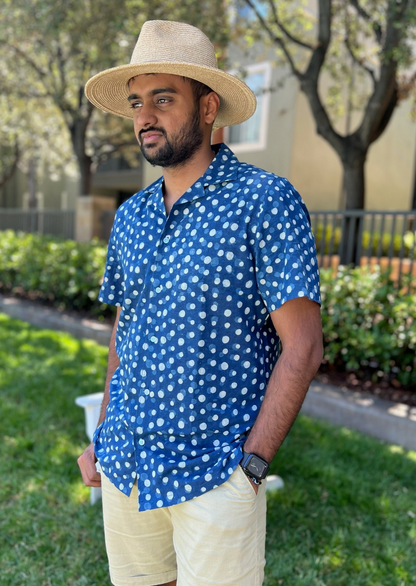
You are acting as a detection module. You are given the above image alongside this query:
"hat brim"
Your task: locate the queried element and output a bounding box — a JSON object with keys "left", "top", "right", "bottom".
{"left": 85, "top": 62, "right": 256, "bottom": 130}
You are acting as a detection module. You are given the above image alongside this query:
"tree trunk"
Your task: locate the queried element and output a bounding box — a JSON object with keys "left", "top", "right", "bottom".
{"left": 342, "top": 152, "right": 366, "bottom": 210}
{"left": 0, "top": 144, "right": 19, "bottom": 191}
{"left": 339, "top": 152, "right": 367, "bottom": 264}
{"left": 70, "top": 117, "right": 93, "bottom": 196}
{"left": 28, "top": 157, "right": 38, "bottom": 209}
{"left": 412, "top": 130, "right": 416, "bottom": 210}
{"left": 76, "top": 150, "right": 93, "bottom": 197}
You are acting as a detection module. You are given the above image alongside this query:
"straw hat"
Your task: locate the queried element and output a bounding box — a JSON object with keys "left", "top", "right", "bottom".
{"left": 85, "top": 20, "right": 256, "bottom": 129}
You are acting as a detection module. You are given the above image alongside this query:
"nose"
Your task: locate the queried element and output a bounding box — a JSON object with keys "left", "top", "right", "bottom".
{"left": 133, "top": 101, "right": 158, "bottom": 129}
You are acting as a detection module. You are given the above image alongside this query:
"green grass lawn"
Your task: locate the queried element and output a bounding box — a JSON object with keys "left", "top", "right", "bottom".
{"left": 1, "top": 312, "right": 415, "bottom": 586}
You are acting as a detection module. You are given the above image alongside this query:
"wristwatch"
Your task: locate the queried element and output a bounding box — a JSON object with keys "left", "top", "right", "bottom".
{"left": 240, "top": 452, "right": 269, "bottom": 485}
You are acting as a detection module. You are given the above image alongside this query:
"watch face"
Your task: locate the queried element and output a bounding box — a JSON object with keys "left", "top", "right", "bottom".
{"left": 247, "top": 455, "right": 267, "bottom": 477}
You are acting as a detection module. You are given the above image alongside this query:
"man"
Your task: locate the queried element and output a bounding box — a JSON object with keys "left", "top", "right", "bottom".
{"left": 78, "top": 19, "right": 323, "bottom": 586}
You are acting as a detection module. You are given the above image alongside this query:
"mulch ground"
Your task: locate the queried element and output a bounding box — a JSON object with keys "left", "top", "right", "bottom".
{"left": 315, "top": 368, "right": 416, "bottom": 407}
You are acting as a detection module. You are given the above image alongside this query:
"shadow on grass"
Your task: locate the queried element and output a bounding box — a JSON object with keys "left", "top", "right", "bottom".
{"left": 265, "top": 416, "right": 416, "bottom": 586}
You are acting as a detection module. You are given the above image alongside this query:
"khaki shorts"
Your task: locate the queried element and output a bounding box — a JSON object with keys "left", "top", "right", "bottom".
{"left": 101, "top": 465, "right": 267, "bottom": 586}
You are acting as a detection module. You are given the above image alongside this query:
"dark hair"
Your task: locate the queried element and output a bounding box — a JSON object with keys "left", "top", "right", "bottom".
{"left": 183, "top": 77, "right": 213, "bottom": 104}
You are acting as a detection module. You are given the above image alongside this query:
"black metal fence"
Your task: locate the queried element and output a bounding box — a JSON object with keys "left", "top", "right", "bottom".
{"left": 1, "top": 208, "right": 415, "bottom": 285}
{"left": 309, "top": 210, "right": 416, "bottom": 284}
{"left": 0, "top": 209, "right": 75, "bottom": 240}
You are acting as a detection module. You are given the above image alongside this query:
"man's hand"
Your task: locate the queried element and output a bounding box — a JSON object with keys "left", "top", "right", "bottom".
{"left": 77, "top": 442, "right": 101, "bottom": 487}
{"left": 77, "top": 307, "right": 121, "bottom": 488}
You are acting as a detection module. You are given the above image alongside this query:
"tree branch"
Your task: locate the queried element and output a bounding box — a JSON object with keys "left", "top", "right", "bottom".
{"left": 368, "top": 82, "right": 398, "bottom": 143}
{"left": 267, "top": 0, "right": 315, "bottom": 51}
{"left": 56, "top": 42, "right": 68, "bottom": 98}
{"left": 243, "top": 0, "right": 303, "bottom": 79}
{"left": 0, "top": 87, "right": 51, "bottom": 99}
{"left": 301, "top": 0, "right": 345, "bottom": 154}
{"left": 93, "top": 140, "right": 139, "bottom": 166}
{"left": 344, "top": 33, "right": 376, "bottom": 85}
{"left": 0, "top": 41, "right": 49, "bottom": 82}
{"left": 305, "top": 0, "right": 332, "bottom": 82}
{"left": 357, "top": 0, "right": 408, "bottom": 145}
{"left": 348, "top": 0, "right": 383, "bottom": 44}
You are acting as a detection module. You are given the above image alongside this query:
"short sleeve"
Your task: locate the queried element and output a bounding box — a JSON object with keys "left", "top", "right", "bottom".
{"left": 98, "top": 214, "right": 126, "bottom": 307}
{"left": 251, "top": 178, "right": 321, "bottom": 313}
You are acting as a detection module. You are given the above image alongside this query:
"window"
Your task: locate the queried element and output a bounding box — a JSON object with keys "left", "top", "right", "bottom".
{"left": 225, "top": 61, "right": 272, "bottom": 153}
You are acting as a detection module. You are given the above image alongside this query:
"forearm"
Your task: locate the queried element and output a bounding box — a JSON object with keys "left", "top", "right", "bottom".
{"left": 97, "top": 309, "right": 120, "bottom": 426}
{"left": 243, "top": 345, "right": 322, "bottom": 463}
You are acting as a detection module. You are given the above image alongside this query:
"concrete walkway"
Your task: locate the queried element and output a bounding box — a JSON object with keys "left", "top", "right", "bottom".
{"left": 0, "top": 293, "right": 113, "bottom": 346}
{"left": 301, "top": 382, "right": 416, "bottom": 452}
{"left": 1, "top": 293, "right": 415, "bottom": 452}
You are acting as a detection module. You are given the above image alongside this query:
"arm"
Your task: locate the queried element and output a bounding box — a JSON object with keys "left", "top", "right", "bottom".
{"left": 243, "top": 297, "right": 323, "bottom": 465}
{"left": 77, "top": 306, "right": 121, "bottom": 487}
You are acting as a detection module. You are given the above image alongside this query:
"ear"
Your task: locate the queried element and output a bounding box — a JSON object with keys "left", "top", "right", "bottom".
{"left": 201, "top": 92, "right": 221, "bottom": 125}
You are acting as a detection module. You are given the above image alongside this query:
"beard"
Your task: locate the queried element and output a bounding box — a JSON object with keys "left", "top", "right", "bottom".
{"left": 138, "top": 103, "right": 204, "bottom": 168}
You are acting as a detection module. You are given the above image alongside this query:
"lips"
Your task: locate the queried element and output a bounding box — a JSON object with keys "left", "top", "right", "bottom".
{"left": 139, "top": 128, "right": 165, "bottom": 146}
{"left": 141, "top": 132, "right": 163, "bottom": 144}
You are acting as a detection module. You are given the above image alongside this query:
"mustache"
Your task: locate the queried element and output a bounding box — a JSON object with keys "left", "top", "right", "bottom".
{"left": 138, "top": 126, "right": 166, "bottom": 141}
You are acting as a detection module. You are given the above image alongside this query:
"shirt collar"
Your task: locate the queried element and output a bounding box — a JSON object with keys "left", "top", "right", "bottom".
{"left": 144, "top": 143, "right": 240, "bottom": 211}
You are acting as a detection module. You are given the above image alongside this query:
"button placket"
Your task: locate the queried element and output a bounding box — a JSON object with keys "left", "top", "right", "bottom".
{"left": 151, "top": 220, "right": 173, "bottom": 294}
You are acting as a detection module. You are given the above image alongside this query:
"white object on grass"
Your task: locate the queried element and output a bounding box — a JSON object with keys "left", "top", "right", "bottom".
{"left": 266, "top": 474, "right": 285, "bottom": 492}
{"left": 75, "top": 392, "right": 104, "bottom": 505}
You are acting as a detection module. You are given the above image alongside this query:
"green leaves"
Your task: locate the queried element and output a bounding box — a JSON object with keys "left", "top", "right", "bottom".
{"left": 320, "top": 265, "right": 416, "bottom": 387}
{"left": 0, "top": 0, "right": 230, "bottom": 194}
{"left": 0, "top": 230, "right": 112, "bottom": 316}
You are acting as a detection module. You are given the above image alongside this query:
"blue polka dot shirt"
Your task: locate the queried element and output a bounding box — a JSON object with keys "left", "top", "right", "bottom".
{"left": 94, "top": 143, "right": 320, "bottom": 510}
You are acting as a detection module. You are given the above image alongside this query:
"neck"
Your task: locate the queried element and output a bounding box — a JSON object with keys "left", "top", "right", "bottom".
{"left": 162, "top": 142, "right": 216, "bottom": 214}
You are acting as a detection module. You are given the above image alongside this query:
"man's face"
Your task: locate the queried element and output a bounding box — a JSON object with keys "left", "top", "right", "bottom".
{"left": 128, "top": 73, "right": 204, "bottom": 168}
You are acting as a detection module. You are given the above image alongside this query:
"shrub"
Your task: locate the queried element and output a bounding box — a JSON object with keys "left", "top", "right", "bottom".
{"left": 0, "top": 230, "right": 113, "bottom": 316}
{"left": 0, "top": 231, "right": 415, "bottom": 388}
{"left": 320, "top": 266, "right": 416, "bottom": 388}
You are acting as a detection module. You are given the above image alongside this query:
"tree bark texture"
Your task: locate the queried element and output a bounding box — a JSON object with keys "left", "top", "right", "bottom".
{"left": 339, "top": 154, "right": 366, "bottom": 264}
{"left": 341, "top": 151, "right": 366, "bottom": 211}
{"left": 28, "top": 157, "right": 38, "bottom": 209}
{"left": 70, "top": 116, "right": 93, "bottom": 196}
{"left": 0, "top": 143, "right": 19, "bottom": 191}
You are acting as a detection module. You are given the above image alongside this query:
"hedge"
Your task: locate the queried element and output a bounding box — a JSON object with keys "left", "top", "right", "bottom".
{"left": 0, "top": 230, "right": 415, "bottom": 388}
{"left": 0, "top": 230, "right": 111, "bottom": 316}
{"left": 320, "top": 266, "right": 416, "bottom": 388}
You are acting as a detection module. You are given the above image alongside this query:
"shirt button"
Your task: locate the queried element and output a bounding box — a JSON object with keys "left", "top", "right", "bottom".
{"left": 138, "top": 439, "right": 145, "bottom": 446}
{"left": 155, "top": 286, "right": 162, "bottom": 293}
{"left": 150, "top": 335, "right": 158, "bottom": 343}
{"left": 163, "top": 235, "right": 170, "bottom": 244}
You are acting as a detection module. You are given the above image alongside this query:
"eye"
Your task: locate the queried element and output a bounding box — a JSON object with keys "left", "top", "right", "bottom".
{"left": 129, "top": 101, "right": 142, "bottom": 109}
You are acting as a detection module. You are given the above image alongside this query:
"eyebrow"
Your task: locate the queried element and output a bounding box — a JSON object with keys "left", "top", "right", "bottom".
{"left": 127, "top": 88, "right": 178, "bottom": 102}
